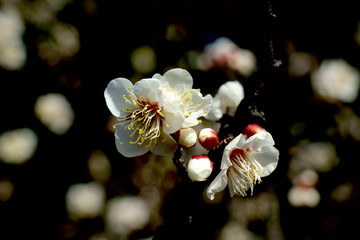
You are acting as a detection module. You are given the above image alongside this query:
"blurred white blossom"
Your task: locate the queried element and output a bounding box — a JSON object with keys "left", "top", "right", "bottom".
{"left": 288, "top": 185, "right": 320, "bottom": 208}
{"left": 66, "top": 182, "right": 106, "bottom": 220}
{"left": 335, "top": 107, "right": 360, "bottom": 141}
{"left": 0, "top": 128, "right": 38, "bottom": 164}
{"left": 38, "top": 22, "right": 80, "bottom": 65}
{"left": 0, "top": 5, "right": 26, "bottom": 70}
{"left": 291, "top": 169, "right": 319, "bottom": 187}
{"left": 287, "top": 52, "right": 317, "bottom": 78}
{"left": 197, "top": 37, "right": 257, "bottom": 76}
{"left": 105, "top": 196, "right": 150, "bottom": 239}
{"left": 311, "top": 59, "right": 360, "bottom": 103}
{"left": 20, "top": 0, "right": 71, "bottom": 27}
{"left": 34, "top": 93, "right": 75, "bottom": 135}
{"left": 288, "top": 141, "right": 339, "bottom": 179}
{"left": 88, "top": 150, "right": 111, "bottom": 183}
{"left": 0, "top": 180, "right": 14, "bottom": 202}
{"left": 331, "top": 182, "right": 354, "bottom": 202}
{"left": 219, "top": 221, "right": 253, "bottom": 240}
{"left": 355, "top": 21, "right": 360, "bottom": 46}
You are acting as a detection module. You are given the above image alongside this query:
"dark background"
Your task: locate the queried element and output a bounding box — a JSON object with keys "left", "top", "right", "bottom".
{"left": 1, "top": 0, "right": 360, "bottom": 239}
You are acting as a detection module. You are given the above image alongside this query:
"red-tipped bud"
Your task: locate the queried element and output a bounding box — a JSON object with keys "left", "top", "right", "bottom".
{"left": 187, "top": 155, "right": 213, "bottom": 181}
{"left": 175, "top": 128, "right": 197, "bottom": 149}
{"left": 198, "top": 128, "right": 219, "bottom": 150}
{"left": 242, "top": 124, "right": 265, "bottom": 138}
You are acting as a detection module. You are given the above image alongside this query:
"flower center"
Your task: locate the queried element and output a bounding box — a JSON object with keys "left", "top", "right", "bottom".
{"left": 116, "top": 92, "right": 166, "bottom": 149}
{"left": 227, "top": 148, "right": 265, "bottom": 197}
{"left": 164, "top": 88, "right": 207, "bottom": 121}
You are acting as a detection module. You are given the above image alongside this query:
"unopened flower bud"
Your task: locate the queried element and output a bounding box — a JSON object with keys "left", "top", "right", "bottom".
{"left": 242, "top": 124, "right": 265, "bottom": 138}
{"left": 198, "top": 128, "right": 219, "bottom": 150}
{"left": 187, "top": 155, "right": 213, "bottom": 181}
{"left": 175, "top": 128, "right": 197, "bottom": 149}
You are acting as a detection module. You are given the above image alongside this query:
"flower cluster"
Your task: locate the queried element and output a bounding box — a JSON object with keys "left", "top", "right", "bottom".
{"left": 105, "top": 68, "right": 212, "bottom": 157}
{"left": 105, "top": 68, "right": 279, "bottom": 199}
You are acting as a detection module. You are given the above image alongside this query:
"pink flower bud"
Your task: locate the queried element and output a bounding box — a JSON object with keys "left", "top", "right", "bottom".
{"left": 175, "top": 128, "right": 197, "bottom": 149}
{"left": 187, "top": 155, "right": 213, "bottom": 181}
{"left": 198, "top": 128, "right": 219, "bottom": 150}
{"left": 242, "top": 124, "right": 265, "bottom": 138}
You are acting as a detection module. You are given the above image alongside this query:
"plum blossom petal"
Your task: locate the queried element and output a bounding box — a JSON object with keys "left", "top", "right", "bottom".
{"left": 115, "top": 126, "right": 148, "bottom": 158}
{"left": 206, "top": 131, "right": 279, "bottom": 200}
{"left": 104, "top": 78, "right": 134, "bottom": 117}
{"left": 182, "top": 91, "right": 212, "bottom": 127}
{"left": 206, "top": 169, "right": 228, "bottom": 200}
{"left": 133, "top": 78, "right": 162, "bottom": 105}
{"left": 154, "top": 68, "right": 193, "bottom": 93}
{"left": 206, "top": 80, "right": 244, "bottom": 120}
{"left": 150, "top": 131, "right": 178, "bottom": 155}
{"left": 162, "top": 101, "right": 185, "bottom": 134}
{"left": 217, "top": 81, "right": 244, "bottom": 111}
{"left": 205, "top": 99, "right": 222, "bottom": 121}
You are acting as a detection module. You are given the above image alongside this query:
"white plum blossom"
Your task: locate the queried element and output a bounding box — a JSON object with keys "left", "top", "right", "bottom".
{"left": 206, "top": 80, "right": 244, "bottom": 121}
{"left": 105, "top": 78, "right": 180, "bottom": 157}
{"left": 153, "top": 68, "right": 212, "bottom": 128}
{"left": 105, "top": 68, "right": 212, "bottom": 158}
{"left": 311, "top": 59, "right": 360, "bottom": 103}
{"left": 207, "top": 131, "right": 279, "bottom": 200}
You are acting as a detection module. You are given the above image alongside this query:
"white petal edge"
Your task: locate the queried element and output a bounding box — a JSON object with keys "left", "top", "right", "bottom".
{"left": 158, "top": 68, "right": 193, "bottom": 93}
{"left": 206, "top": 169, "right": 228, "bottom": 200}
{"left": 204, "top": 99, "right": 223, "bottom": 121}
{"left": 104, "top": 78, "right": 134, "bottom": 117}
{"left": 217, "top": 80, "right": 244, "bottom": 110}
{"left": 250, "top": 145, "right": 279, "bottom": 177}
{"left": 221, "top": 134, "right": 245, "bottom": 169}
